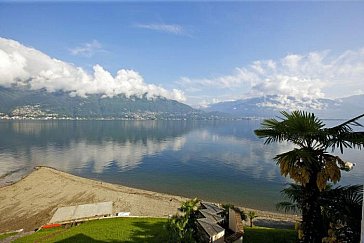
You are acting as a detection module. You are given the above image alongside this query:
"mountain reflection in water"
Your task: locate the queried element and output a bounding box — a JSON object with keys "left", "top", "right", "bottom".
{"left": 0, "top": 120, "right": 362, "bottom": 211}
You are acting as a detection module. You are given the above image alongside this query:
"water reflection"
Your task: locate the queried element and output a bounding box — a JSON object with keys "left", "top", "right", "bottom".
{"left": 0, "top": 120, "right": 189, "bottom": 176}
{"left": 177, "top": 129, "right": 294, "bottom": 182}
{"left": 0, "top": 120, "right": 362, "bottom": 210}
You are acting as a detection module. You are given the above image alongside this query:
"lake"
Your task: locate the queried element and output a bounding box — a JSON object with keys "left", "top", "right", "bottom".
{"left": 0, "top": 120, "right": 362, "bottom": 211}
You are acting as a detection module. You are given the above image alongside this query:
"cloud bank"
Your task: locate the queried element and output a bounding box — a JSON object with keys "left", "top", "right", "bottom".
{"left": 0, "top": 37, "right": 185, "bottom": 101}
{"left": 179, "top": 49, "right": 364, "bottom": 108}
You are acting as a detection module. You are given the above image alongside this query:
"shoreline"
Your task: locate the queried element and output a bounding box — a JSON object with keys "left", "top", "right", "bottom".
{"left": 0, "top": 166, "right": 299, "bottom": 233}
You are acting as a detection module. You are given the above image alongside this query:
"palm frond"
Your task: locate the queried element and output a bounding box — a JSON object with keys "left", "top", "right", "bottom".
{"left": 255, "top": 110, "right": 325, "bottom": 147}
{"left": 276, "top": 201, "right": 300, "bottom": 213}
{"left": 330, "top": 113, "right": 364, "bottom": 130}
{"left": 324, "top": 114, "right": 364, "bottom": 153}
{"left": 321, "top": 184, "right": 363, "bottom": 206}
{"left": 254, "top": 118, "right": 287, "bottom": 144}
{"left": 280, "top": 183, "right": 303, "bottom": 201}
{"left": 277, "top": 183, "right": 303, "bottom": 213}
{"left": 275, "top": 147, "right": 322, "bottom": 172}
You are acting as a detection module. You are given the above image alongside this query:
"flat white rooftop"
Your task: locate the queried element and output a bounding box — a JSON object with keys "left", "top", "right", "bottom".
{"left": 49, "top": 201, "right": 113, "bottom": 223}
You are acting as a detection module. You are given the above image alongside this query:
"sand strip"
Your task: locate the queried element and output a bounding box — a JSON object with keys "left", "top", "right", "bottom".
{"left": 0, "top": 166, "right": 299, "bottom": 233}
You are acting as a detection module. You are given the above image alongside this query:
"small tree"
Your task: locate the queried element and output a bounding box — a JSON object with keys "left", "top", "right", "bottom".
{"left": 166, "top": 214, "right": 194, "bottom": 243}
{"left": 248, "top": 211, "right": 257, "bottom": 227}
{"left": 166, "top": 198, "right": 200, "bottom": 242}
{"left": 179, "top": 198, "right": 200, "bottom": 229}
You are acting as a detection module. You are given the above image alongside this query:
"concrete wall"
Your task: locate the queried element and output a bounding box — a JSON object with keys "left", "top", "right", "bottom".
{"left": 212, "top": 231, "right": 225, "bottom": 243}
{"left": 229, "top": 208, "right": 243, "bottom": 233}
{"left": 229, "top": 208, "right": 238, "bottom": 232}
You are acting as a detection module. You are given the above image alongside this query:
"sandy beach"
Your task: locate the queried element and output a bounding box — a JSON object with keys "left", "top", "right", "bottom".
{"left": 0, "top": 167, "right": 299, "bottom": 233}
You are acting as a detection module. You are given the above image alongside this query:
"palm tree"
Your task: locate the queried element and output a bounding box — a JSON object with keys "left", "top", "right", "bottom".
{"left": 179, "top": 198, "right": 200, "bottom": 215}
{"left": 254, "top": 111, "right": 364, "bottom": 243}
{"left": 248, "top": 211, "right": 258, "bottom": 227}
{"left": 166, "top": 213, "right": 197, "bottom": 243}
{"left": 277, "top": 183, "right": 363, "bottom": 242}
{"left": 179, "top": 198, "right": 200, "bottom": 230}
{"left": 320, "top": 184, "right": 363, "bottom": 242}
{"left": 166, "top": 198, "right": 200, "bottom": 242}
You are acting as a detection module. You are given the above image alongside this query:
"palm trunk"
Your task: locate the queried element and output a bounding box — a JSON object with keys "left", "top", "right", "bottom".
{"left": 301, "top": 174, "right": 324, "bottom": 243}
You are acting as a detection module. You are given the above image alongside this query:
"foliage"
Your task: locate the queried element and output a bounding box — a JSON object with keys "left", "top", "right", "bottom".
{"left": 15, "top": 217, "right": 169, "bottom": 243}
{"left": 166, "top": 214, "right": 195, "bottom": 243}
{"left": 254, "top": 110, "right": 364, "bottom": 242}
{"left": 166, "top": 198, "right": 200, "bottom": 242}
{"left": 243, "top": 226, "right": 297, "bottom": 243}
{"left": 180, "top": 198, "right": 200, "bottom": 215}
{"left": 277, "top": 183, "right": 363, "bottom": 243}
{"left": 255, "top": 111, "right": 364, "bottom": 190}
{"left": 321, "top": 184, "right": 363, "bottom": 242}
{"left": 247, "top": 211, "right": 258, "bottom": 227}
{"left": 276, "top": 183, "right": 304, "bottom": 213}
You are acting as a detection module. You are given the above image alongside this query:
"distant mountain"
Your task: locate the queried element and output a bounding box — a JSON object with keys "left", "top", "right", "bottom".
{"left": 0, "top": 87, "right": 197, "bottom": 119}
{"left": 2, "top": 86, "right": 362, "bottom": 120}
{"left": 203, "top": 95, "right": 364, "bottom": 119}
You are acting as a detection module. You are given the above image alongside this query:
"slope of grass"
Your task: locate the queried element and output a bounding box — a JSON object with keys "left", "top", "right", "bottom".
{"left": 0, "top": 232, "right": 17, "bottom": 240}
{"left": 15, "top": 218, "right": 297, "bottom": 243}
{"left": 244, "top": 226, "right": 297, "bottom": 243}
{"left": 15, "top": 217, "right": 168, "bottom": 243}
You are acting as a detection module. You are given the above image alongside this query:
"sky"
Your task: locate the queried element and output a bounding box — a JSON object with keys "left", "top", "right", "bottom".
{"left": 1, "top": 1, "right": 364, "bottom": 108}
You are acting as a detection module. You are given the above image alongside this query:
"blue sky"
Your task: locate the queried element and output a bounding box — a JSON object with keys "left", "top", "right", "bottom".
{"left": 1, "top": 1, "right": 364, "bottom": 107}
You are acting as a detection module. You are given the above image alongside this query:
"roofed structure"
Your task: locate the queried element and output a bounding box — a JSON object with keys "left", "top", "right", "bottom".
{"left": 197, "top": 201, "right": 225, "bottom": 243}
{"left": 196, "top": 201, "right": 244, "bottom": 243}
{"left": 197, "top": 218, "right": 225, "bottom": 243}
{"left": 199, "top": 209, "right": 224, "bottom": 224}
{"left": 200, "top": 201, "right": 224, "bottom": 215}
{"left": 49, "top": 201, "right": 113, "bottom": 224}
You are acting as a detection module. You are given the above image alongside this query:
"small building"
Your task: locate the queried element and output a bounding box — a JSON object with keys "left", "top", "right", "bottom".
{"left": 197, "top": 218, "right": 225, "bottom": 243}
{"left": 49, "top": 201, "right": 113, "bottom": 224}
{"left": 200, "top": 201, "right": 225, "bottom": 215}
{"left": 196, "top": 201, "right": 244, "bottom": 243}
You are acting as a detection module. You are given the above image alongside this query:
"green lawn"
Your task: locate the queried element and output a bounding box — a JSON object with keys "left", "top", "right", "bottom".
{"left": 244, "top": 226, "right": 298, "bottom": 243}
{"left": 14, "top": 217, "right": 169, "bottom": 243}
{"left": 14, "top": 218, "right": 297, "bottom": 243}
{"left": 0, "top": 232, "right": 17, "bottom": 240}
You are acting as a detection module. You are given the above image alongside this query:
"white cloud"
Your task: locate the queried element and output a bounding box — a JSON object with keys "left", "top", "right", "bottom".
{"left": 178, "top": 48, "right": 364, "bottom": 108}
{"left": 135, "top": 23, "right": 186, "bottom": 35}
{"left": 0, "top": 37, "right": 185, "bottom": 102}
{"left": 69, "top": 40, "right": 103, "bottom": 57}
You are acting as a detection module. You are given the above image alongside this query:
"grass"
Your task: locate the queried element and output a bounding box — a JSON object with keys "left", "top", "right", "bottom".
{"left": 244, "top": 226, "right": 298, "bottom": 243}
{"left": 14, "top": 218, "right": 297, "bottom": 243}
{"left": 14, "top": 217, "right": 169, "bottom": 243}
{"left": 0, "top": 232, "right": 18, "bottom": 240}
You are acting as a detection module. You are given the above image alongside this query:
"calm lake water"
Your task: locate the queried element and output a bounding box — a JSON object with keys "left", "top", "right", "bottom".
{"left": 0, "top": 120, "right": 363, "bottom": 211}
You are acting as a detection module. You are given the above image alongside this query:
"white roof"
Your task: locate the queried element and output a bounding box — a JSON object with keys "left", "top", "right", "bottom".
{"left": 49, "top": 201, "right": 113, "bottom": 223}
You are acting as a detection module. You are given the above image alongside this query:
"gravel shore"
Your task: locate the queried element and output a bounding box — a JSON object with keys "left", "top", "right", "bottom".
{"left": 0, "top": 166, "right": 299, "bottom": 233}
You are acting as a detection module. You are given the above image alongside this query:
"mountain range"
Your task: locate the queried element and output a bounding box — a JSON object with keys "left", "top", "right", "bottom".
{"left": 203, "top": 94, "right": 364, "bottom": 119}
{"left": 0, "top": 87, "right": 196, "bottom": 119}
{"left": 0, "top": 87, "right": 363, "bottom": 119}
